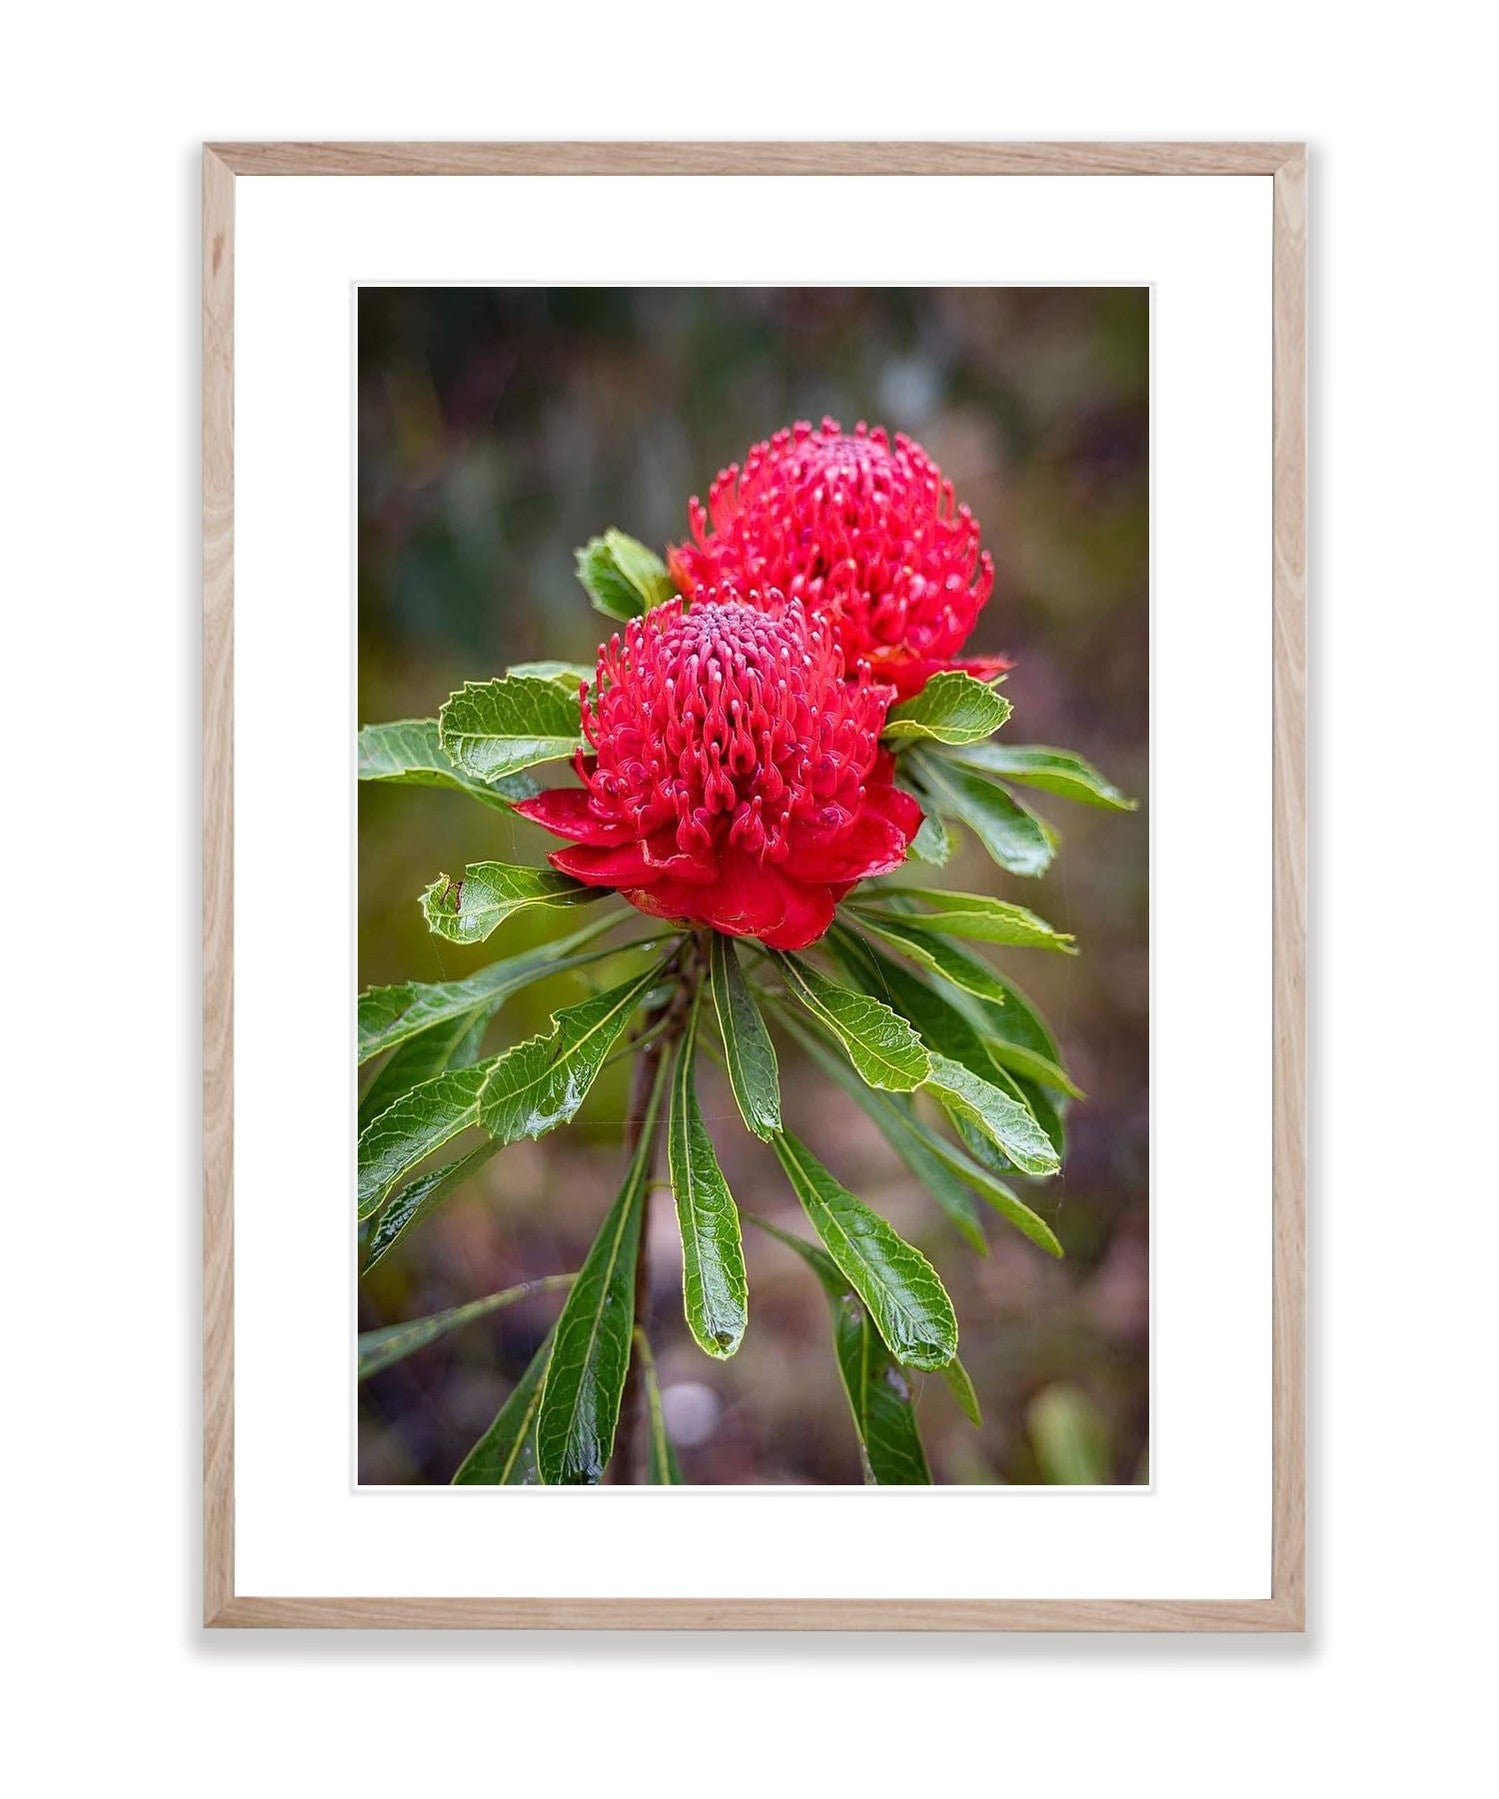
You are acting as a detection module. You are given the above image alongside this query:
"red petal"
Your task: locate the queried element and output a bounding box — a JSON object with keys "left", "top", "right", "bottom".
{"left": 619, "top": 871, "right": 782, "bottom": 936}
{"left": 874, "top": 653, "right": 1014, "bottom": 701}
{"left": 695, "top": 851, "right": 792, "bottom": 940}
{"left": 867, "top": 746, "right": 926, "bottom": 834}
{"left": 640, "top": 826, "right": 718, "bottom": 886}
{"left": 952, "top": 653, "right": 1014, "bottom": 681}
{"left": 548, "top": 843, "right": 653, "bottom": 886}
{"left": 787, "top": 808, "right": 911, "bottom": 884}
{"left": 759, "top": 882, "right": 837, "bottom": 950}
{"left": 666, "top": 544, "right": 699, "bottom": 599}
{"left": 786, "top": 770, "right": 923, "bottom": 884}
{"left": 620, "top": 852, "right": 801, "bottom": 945}
{"left": 618, "top": 885, "right": 696, "bottom": 930}
{"left": 863, "top": 647, "right": 927, "bottom": 700}
{"left": 513, "top": 788, "right": 628, "bottom": 846}
{"left": 867, "top": 777, "right": 924, "bottom": 842}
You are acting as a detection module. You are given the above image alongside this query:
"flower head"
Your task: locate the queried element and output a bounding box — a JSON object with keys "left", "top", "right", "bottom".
{"left": 669, "top": 418, "right": 1008, "bottom": 700}
{"left": 514, "top": 590, "right": 922, "bottom": 949}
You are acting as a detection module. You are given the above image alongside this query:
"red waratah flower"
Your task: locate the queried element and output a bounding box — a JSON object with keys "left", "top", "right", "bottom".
{"left": 668, "top": 418, "right": 1008, "bottom": 701}
{"left": 513, "top": 590, "right": 923, "bottom": 950}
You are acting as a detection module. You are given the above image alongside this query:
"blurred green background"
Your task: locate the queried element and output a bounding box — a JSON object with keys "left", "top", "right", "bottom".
{"left": 358, "top": 287, "right": 1149, "bottom": 1485}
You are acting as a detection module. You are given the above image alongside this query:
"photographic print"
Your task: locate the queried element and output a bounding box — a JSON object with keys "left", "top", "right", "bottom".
{"left": 356, "top": 285, "right": 1149, "bottom": 1488}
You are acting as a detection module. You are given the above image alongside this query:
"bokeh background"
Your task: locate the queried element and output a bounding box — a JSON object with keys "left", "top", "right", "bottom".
{"left": 358, "top": 287, "right": 1149, "bottom": 1485}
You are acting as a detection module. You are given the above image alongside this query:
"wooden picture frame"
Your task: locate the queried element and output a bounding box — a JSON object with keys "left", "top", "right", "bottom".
{"left": 204, "top": 140, "right": 1306, "bottom": 1630}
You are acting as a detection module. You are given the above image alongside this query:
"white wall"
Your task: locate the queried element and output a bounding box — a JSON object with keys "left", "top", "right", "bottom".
{"left": 7, "top": 5, "right": 1492, "bottom": 1792}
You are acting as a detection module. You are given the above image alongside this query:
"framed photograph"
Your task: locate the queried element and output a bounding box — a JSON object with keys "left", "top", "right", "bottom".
{"left": 204, "top": 141, "right": 1305, "bottom": 1629}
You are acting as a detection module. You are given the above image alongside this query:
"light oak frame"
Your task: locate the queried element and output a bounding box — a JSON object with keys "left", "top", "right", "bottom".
{"left": 203, "top": 140, "right": 1306, "bottom": 1631}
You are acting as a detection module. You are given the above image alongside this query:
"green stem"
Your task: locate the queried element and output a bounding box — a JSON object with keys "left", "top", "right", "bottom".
{"left": 357, "top": 1274, "right": 576, "bottom": 1381}
{"left": 612, "top": 931, "right": 710, "bottom": 1483}
{"left": 599, "top": 1011, "right": 675, "bottom": 1074}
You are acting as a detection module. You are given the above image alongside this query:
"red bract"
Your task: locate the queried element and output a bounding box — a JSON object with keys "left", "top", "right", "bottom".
{"left": 669, "top": 418, "right": 1008, "bottom": 701}
{"left": 514, "top": 591, "right": 923, "bottom": 950}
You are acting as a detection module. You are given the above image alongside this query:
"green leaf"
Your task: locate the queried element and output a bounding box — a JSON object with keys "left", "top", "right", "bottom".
{"left": 668, "top": 998, "right": 749, "bottom": 1358}
{"left": 774, "top": 1003, "right": 986, "bottom": 1254}
{"left": 908, "top": 809, "right": 953, "bottom": 865}
{"left": 771, "top": 1131, "right": 957, "bottom": 1370}
{"left": 357, "top": 717, "right": 540, "bottom": 811}
{"left": 437, "top": 675, "right": 584, "bottom": 783}
{"left": 828, "top": 925, "right": 1004, "bottom": 1086}
{"left": 1028, "top": 1383, "right": 1112, "bottom": 1484}
{"left": 911, "top": 752, "right": 1057, "bottom": 876}
{"left": 357, "top": 911, "right": 633, "bottom": 1064}
{"left": 924, "top": 1053, "right": 1061, "bottom": 1179}
{"left": 747, "top": 1216, "right": 931, "bottom": 1484}
{"left": 950, "top": 1064, "right": 1062, "bottom": 1175}
{"left": 832, "top": 1295, "right": 933, "bottom": 1483}
{"left": 967, "top": 1007, "right": 1080, "bottom": 1098}
{"left": 883, "top": 670, "right": 1013, "bottom": 745}
{"left": 744, "top": 1211, "right": 839, "bottom": 1289}
{"left": 914, "top": 1119, "right": 1064, "bottom": 1256}
{"left": 452, "top": 1329, "right": 555, "bottom": 1485}
{"left": 945, "top": 742, "right": 1137, "bottom": 811}
{"left": 854, "top": 888, "right": 1075, "bottom": 953}
{"left": 1016, "top": 1074, "right": 1067, "bottom": 1159}
{"left": 505, "top": 659, "right": 594, "bottom": 690}
{"left": 362, "top": 1141, "right": 500, "bottom": 1272}
{"left": 848, "top": 911, "right": 1012, "bottom": 1008}
{"left": 847, "top": 921, "right": 1083, "bottom": 1099}
{"left": 358, "top": 1006, "right": 488, "bottom": 1133}
{"left": 574, "top": 539, "right": 643, "bottom": 621}
{"left": 358, "top": 961, "right": 666, "bottom": 1222}
{"left": 772, "top": 947, "right": 1063, "bottom": 1257}
{"left": 421, "top": 861, "right": 601, "bottom": 946}
{"left": 358, "top": 1275, "right": 575, "bottom": 1381}
{"left": 942, "top": 1358, "right": 984, "bottom": 1428}
{"left": 574, "top": 529, "right": 675, "bottom": 621}
{"left": 606, "top": 531, "right": 675, "bottom": 606}
{"left": 945, "top": 968, "right": 1080, "bottom": 1098}
{"left": 535, "top": 1070, "right": 665, "bottom": 1484}
{"left": 773, "top": 952, "right": 931, "bottom": 1092}
{"left": 928, "top": 1007, "right": 1072, "bottom": 1158}
{"left": 708, "top": 933, "right": 781, "bottom": 1139}
{"left": 635, "top": 1332, "right": 684, "bottom": 1484}
{"left": 357, "top": 1064, "right": 489, "bottom": 1220}
{"left": 478, "top": 964, "right": 666, "bottom": 1145}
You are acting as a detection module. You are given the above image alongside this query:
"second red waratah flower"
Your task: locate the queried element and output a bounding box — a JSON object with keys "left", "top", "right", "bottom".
{"left": 514, "top": 591, "right": 923, "bottom": 950}
{"left": 669, "top": 418, "right": 1008, "bottom": 701}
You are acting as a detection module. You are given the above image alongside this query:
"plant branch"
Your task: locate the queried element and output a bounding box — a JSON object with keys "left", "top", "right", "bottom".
{"left": 612, "top": 929, "right": 708, "bottom": 1483}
